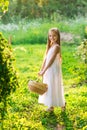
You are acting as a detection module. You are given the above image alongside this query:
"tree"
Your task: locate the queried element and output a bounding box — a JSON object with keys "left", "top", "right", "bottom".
{"left": 2, "top": 0, "right": 87, "bottom": 22}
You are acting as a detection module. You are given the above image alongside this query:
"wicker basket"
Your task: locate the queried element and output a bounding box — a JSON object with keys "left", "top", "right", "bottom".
{"left": 28, "top": 80, "right": 48, "bottom": 95}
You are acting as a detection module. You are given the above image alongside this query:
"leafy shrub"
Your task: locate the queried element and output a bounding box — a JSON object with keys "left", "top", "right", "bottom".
{"left": 0, "top": 32, "right": 19, "bottom": 120}
{"left": 77, "top": 39, "right": 87, "bottom": 63}
{"left": 74, "top": 39, "right": 87, "bottom": 85}
{"left": 0, "top": 0, "right": 9, "bottom": 14}
{"left": 84, "top": 26, "right": 87, "bottom": 38}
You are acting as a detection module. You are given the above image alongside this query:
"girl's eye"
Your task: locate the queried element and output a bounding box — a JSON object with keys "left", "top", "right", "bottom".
{"left": 49, "top": 34, "right": 56, "bottom": 38}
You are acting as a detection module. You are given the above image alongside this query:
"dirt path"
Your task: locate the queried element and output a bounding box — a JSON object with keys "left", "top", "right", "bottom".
{"left": 60, "top": 32, "right": 74, "bottom": 42}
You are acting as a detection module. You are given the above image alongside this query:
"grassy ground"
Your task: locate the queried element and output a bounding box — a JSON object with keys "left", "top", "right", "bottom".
{"left": 1, "top": 43, "right": 87, "bottom": 130}
{"left": 0, "top": 17, "right": 87, "bottom": 129}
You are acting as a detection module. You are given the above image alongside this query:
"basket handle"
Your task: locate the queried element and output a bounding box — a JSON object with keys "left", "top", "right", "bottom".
{"left": 37, "top": 76, "right": 43, "bottom": 82}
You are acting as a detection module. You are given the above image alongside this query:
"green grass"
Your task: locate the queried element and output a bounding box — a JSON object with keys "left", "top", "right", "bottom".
{"left": 0, "top": 17, "right": 87, "bottom": 44}
{"left": 0, "top": 17, "right": 87, "bottom": 129}
{"left": 1, "top": 43, "right": 87, "bottom": 130}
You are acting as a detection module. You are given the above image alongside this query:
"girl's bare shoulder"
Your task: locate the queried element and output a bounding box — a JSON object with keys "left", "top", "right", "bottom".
{"left": 53, "top": 44, "right": 60, "bottom": 50}
{"left": 53, "top": 44, "right": 60, "bottom": 54}
{"left": 55, "top": 44, "right": 60, "bottom": 47}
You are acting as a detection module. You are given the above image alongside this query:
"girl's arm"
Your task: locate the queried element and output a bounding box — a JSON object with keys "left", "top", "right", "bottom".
{"left": 40, "top": 57, "right": 46, "bottom": 71}
{"left": 38, "top": 56, "right": 46, "bottom": 76}
{"left": 40, "top": 45, "right": 60, "bottom": 76}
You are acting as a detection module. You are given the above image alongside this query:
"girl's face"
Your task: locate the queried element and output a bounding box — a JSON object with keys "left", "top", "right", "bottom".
{"left": 49, "top": 31, "right": 58, "bottom": 44}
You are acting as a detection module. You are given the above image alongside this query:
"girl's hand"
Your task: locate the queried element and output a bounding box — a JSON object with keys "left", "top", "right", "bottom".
{"left": 38, "top": 70, "right": 45, "bottom": 76}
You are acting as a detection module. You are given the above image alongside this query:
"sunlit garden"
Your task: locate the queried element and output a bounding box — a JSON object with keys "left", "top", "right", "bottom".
{"left": 0, "top": 0, "right": 87, "bottom": 130}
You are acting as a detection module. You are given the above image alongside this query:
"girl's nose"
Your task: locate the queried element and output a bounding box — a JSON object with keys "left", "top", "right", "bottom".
{"left": 52, "top": 37, "right": 55, "bottom": 40}
{"left": 51, "top": 36, "right": 54, "bottom": 39}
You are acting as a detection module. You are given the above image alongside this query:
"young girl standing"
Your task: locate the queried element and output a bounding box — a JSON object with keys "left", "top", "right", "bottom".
{"left": 38, "top": 27, "right": 66, "bottom": 111}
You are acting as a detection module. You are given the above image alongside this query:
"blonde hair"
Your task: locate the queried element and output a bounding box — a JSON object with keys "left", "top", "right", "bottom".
{"left": 46, "top": 28, "right": 61, "bottom": 55}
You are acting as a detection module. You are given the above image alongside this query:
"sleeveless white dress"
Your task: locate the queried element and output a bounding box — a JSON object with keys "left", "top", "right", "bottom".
{"left": 38, "top": 45, "right": 65, "bottom": 108}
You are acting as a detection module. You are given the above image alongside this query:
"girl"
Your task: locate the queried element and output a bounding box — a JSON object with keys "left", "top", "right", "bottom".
{"left": 38, "top": 28, "right": 66, "bottom": 111}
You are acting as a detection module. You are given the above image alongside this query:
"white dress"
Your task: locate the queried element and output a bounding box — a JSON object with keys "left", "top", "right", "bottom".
{"left": 38, "top": 45, "right": 65, "bottom": 108}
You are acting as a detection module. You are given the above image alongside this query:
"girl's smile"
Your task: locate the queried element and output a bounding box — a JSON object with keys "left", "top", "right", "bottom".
{"left": 49, "top": 31, "right": 58, "bottom": 43}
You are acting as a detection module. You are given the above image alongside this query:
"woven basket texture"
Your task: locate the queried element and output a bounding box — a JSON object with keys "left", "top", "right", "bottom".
{"left": 28, "top": 80, "right": 48, "bottom": 95}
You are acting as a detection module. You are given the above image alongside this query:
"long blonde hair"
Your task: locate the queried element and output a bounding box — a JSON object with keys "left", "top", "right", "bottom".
{"left": 45, "top": 28, "right": 61, "bottom": 56}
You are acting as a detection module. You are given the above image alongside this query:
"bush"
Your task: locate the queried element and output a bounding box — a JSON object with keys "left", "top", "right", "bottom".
{"left": 0, "top": 32, "right": 19, "bottom": 121}
{"left": 77, "top": 39, "right": 87, "bottom": 63}
{"left": 84, "top": 26, "right": 87, "bottom": 38}
{"left": 74, "top": 39, "right": 87, "bottom": 85}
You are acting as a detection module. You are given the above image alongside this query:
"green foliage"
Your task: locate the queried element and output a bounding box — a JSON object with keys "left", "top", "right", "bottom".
{"left": 0, "top": 18, "right": 87, "bottom": 129}
{"left": 71, "top": 39, "right": 87, "bottom": 86}
{"left": 0, "top": 17, "right": 86, "bottom": 45}
{"left": 0, "top": 32, "right": 19, "bottom": 121}
{"left": 0, "top": 0, "right": 9, "bottom": 17}
{"left": 1, "top": 0, "right": 87, "bottom": 22}
{"left": 84, "top": 26, "right": 87, "bottom": 38}
{"left": 77, "top": 39, "right": 87, "bottom": 63}
{"left": 1, "top": 44, "right": 86, "bottom": 129}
